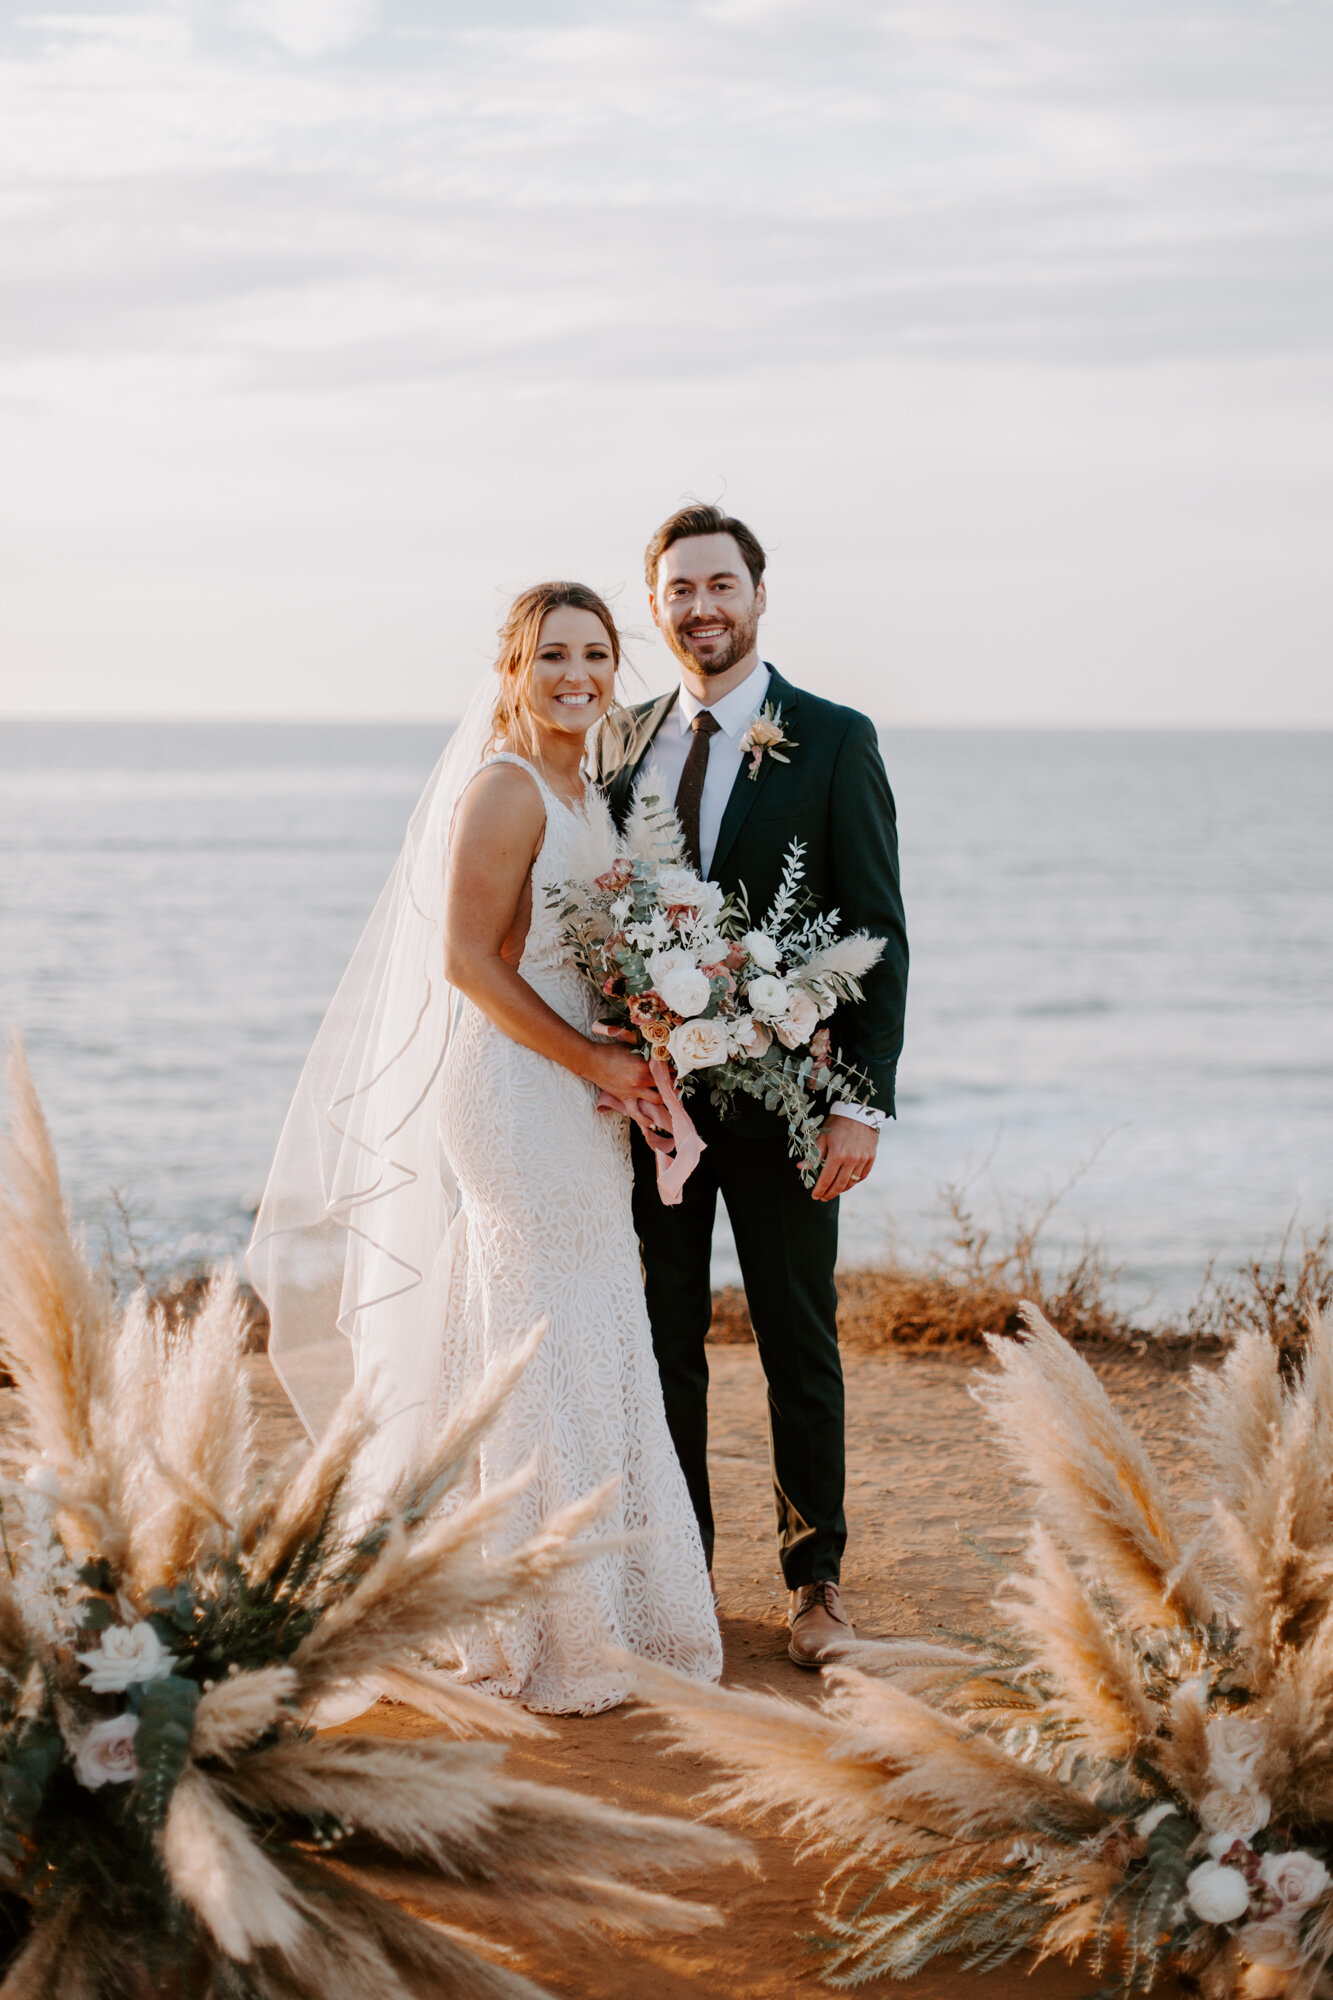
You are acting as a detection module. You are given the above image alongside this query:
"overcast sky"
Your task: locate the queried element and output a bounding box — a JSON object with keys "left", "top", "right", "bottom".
{"left": 1, "top": 0, "right": 1330, "bottom": 724}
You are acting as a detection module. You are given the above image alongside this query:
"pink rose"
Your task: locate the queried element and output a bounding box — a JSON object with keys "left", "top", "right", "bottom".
{"left": 775, "top": 989, "right": 820, "bottom": 1050}
{"left": 1258, "top": 1850, "right": 1330, "bottom": 1911}
{"left": 729, "top": 1014, "right": 772, "bottom": 1059}
{"left": 74, "top": 1714, "right": 139, "bottom": 1790}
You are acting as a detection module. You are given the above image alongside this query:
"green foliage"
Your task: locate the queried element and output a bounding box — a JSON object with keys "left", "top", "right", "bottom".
{"left": 129, "top": 1677, "right": 201, "bottom": 1828}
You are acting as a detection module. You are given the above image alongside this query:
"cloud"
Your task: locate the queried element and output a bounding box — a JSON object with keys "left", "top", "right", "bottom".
{"left": 1, "top": 0, "right": 1330, "bottom": 399}
{"left": 1, "top": 0, "right": 1331, "bottom": 724}
{"left": 232, "top": 0, "right": 376, "bottom": 58}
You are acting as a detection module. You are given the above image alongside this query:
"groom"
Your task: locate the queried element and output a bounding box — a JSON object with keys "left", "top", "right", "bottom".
{"left": 596, "top": 504, "right": 909, "bottom": 1665}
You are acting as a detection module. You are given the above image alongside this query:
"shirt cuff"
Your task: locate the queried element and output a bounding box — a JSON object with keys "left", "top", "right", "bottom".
{"left": 828, "top": 1102, "right": 886, "bottom": 1129}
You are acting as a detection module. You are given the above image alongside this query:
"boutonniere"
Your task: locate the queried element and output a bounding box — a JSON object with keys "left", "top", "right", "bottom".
{"left": 738, "top": 702, "right": 798, "bottom": 780}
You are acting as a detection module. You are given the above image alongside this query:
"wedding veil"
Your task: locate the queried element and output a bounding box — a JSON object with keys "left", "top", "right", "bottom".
{"left": 246, "top": 678, "right": 500, "bottom": 1461}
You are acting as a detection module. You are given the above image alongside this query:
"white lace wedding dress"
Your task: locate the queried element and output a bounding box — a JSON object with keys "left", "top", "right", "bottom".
{"left": 435, "top": 754, "right": 722, "bottom": 1714}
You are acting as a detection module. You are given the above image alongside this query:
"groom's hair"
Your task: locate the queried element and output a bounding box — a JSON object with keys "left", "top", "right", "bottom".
{"left": 644, "top": 504, "right": 766, "bottom": 592}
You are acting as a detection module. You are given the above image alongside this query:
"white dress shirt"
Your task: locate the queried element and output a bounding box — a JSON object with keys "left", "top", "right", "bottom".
{"left": 640, "top": 661, "right": 883, "bottom": 1132}
{"left": 640, "top": 659, "right": 771, "bottom": 878}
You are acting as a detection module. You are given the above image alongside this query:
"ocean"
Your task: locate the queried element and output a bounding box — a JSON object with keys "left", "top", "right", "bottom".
{"left": 1, "top": 719, "right": 1329, "bottom": 1322}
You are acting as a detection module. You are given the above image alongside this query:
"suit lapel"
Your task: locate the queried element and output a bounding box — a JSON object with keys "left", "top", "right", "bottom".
{"left": 605, "top": 687, "right": 679, "bottom": 820}
{"left": 709, "top": 667, "right": 799, "bottom": 881}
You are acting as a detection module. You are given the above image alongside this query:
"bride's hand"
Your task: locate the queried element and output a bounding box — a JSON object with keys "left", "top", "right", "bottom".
{"left": 588, "top": 1042, "right": 665, "bottom": 1111}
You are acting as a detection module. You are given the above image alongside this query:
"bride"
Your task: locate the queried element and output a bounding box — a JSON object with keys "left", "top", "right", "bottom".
{"left": 248, "top": 581, "right": 722, "bottom": 1714}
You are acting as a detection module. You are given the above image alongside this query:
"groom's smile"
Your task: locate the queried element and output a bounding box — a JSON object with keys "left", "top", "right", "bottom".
{"left": 681, "top": 616, "right": 732, "bottom": 656}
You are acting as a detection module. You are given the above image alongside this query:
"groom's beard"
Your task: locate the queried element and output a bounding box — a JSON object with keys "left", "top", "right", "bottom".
{"left": 665, "top": 602, "right": 761, "bottom": 679}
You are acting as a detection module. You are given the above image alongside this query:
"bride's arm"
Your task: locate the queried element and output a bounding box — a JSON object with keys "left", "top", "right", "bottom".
{"left": 444, "top": 765, "right": 662, "bottom": 1106}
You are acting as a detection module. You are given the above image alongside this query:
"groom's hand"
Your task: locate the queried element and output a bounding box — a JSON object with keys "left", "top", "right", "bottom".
{"left": 812, "top": 1114, "right": 878, "bottom": 1203}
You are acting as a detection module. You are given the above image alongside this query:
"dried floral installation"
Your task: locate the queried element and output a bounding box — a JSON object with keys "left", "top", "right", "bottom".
{"left": 0, "top": 1041, "right": 742, "bottom": 1999}
{"left": 642, "top": 1304, "right": 1333, "bottom": 1998}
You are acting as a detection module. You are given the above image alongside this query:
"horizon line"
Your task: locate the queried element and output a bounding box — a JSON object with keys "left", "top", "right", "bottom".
{"left": 3, "top": 713, "right": 1330, "bottom": 735}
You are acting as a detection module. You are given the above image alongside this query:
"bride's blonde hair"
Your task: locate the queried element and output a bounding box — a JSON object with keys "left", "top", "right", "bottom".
{"left": 491, "top": 581, "right": 623, "bottom": 762}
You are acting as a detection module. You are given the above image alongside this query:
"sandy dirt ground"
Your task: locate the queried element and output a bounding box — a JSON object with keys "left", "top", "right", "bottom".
{"left": 244, "top": 1339, "right": 1201, "bottom": 2000}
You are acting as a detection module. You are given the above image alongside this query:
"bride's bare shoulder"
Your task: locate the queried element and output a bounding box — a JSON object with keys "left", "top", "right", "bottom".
{"left": 452, "top": 758, "right": 545, "bottom": 854}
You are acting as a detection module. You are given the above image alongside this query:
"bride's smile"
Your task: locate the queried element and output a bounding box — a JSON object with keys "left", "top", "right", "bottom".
{"left": 527, "top": 606, "right": 616, "bottom": 744}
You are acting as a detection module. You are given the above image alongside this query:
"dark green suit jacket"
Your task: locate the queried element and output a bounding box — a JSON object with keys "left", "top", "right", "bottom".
{"left": 596, "top": 666, "right": 909, "bottom": 1118}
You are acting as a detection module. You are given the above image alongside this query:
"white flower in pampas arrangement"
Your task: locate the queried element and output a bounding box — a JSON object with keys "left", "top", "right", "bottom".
{"left": 1208, "top": 1714, "right": 1268, "bottom": 1793}
{"left": 1200, "top": 1784, "right": 1271, "bottom": 1844}
{"left": 638, "top": 1301, "right": 1333, "bottom": 1999}
{"left": 77, "top": 1620, "right": 178, "bottom": 1692}
{"left": 1186, "top": 1860, "right": 1251, "bottom": 1925}
{"left": 0, "top": 1040, "right": 745, "bottom": 1999}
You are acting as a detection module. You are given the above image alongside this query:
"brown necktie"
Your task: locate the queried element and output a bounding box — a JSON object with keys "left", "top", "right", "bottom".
{"left": 675, "top": 710, "right": 721, "bottom": 875}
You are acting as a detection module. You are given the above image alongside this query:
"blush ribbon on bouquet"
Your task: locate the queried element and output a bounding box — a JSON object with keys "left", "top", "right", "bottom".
{"left": 594, "top": 1055, "right": 705, "bottom": 1206}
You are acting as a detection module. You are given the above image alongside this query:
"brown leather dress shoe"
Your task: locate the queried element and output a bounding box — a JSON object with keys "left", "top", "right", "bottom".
{"left": 787, "top": 1581, "right": 853, "bottom": 1668}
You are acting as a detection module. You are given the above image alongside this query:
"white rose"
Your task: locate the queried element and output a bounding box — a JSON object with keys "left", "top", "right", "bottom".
{"left": 1206, "top": 1715, "right": 1268, "bottom": 1793}
{"left": 649, "top": 951, "right": 713, "bottom": 1019}
{"left": 747, "top": 973, "right": 790, "bottom": 1023}
{"left": 655, "top": 865, "right": 708, "bottom": 907}
{"left": 742, "top": 930, "right": 782, "bottom": 973}
{"left": 74, "top": 1713, "right": 139, "bottom": 1791}
{"left": 1199, "top": 1787, "right": 1271, "bottom": 1846}
{"left": 668, "top": 1017, "right": 730, "bottom": 1077}
{"left": 1186, "top": 1860, "right": 1252, "bottom": 1926}
{"left": 774, "top": 989, "right": 820, "bottom": 1050}
{"left": 77, "top": 1621, "right": 178, "bottom": 1693}
{"left": 728, "top": 1013, "right": 772, "bottom": 1059}
{"left": 1258, "top": 1849, "right": 1331, "bottom": 1911}
{"left": 1238, "top": 1916, "right": 1305, "bottom": 1972}
{"left": 1137, "top": 1802, "right": 1179, "bottom": 1837}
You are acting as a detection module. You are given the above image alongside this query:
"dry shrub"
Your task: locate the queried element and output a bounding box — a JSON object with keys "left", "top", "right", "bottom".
{"left": 711, "top": 1192, "right": 1332, "bottom": 1361}
{"left": 709, "top": 1174, "right": 1134, "bottom": 1351}
{"left": 1184, "top": 1225, "right": 1333, "bottom": 1365}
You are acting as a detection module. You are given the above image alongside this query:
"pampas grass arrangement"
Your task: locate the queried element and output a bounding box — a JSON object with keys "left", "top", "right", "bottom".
{"left": 0, "top": 1040, "right": 742, "bottom": 1998}
{"left": 642, "top": 1304, "right": 1333, "bottom": 1998}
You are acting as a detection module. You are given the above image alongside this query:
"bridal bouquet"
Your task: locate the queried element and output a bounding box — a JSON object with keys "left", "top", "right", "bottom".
{"left": 550, "top": 790, "right": 884, "bottom": 1195}
{"left": 0, "top": 1042, "right": 738, "bottom": 1999}
{"left": 644, "top": 1305, "right": 1333, "bottom": 1999}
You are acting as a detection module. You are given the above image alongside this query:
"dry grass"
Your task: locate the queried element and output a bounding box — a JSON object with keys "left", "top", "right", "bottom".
{"left": 710, "top": 1197, "right": 1331, "bottom": 1360}
{"left": 100, "top": 1157, "right": 1329, "bottom": 1367}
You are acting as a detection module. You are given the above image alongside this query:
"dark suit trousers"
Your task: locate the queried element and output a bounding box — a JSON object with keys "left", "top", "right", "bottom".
{"left": 631, "top": 1117, "right": 846, "bottom": 1587}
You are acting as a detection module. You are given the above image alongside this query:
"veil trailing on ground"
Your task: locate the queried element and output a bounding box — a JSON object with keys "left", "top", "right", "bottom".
{"left": 247, "top": 678, "right": 501, "bottom": 1467}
